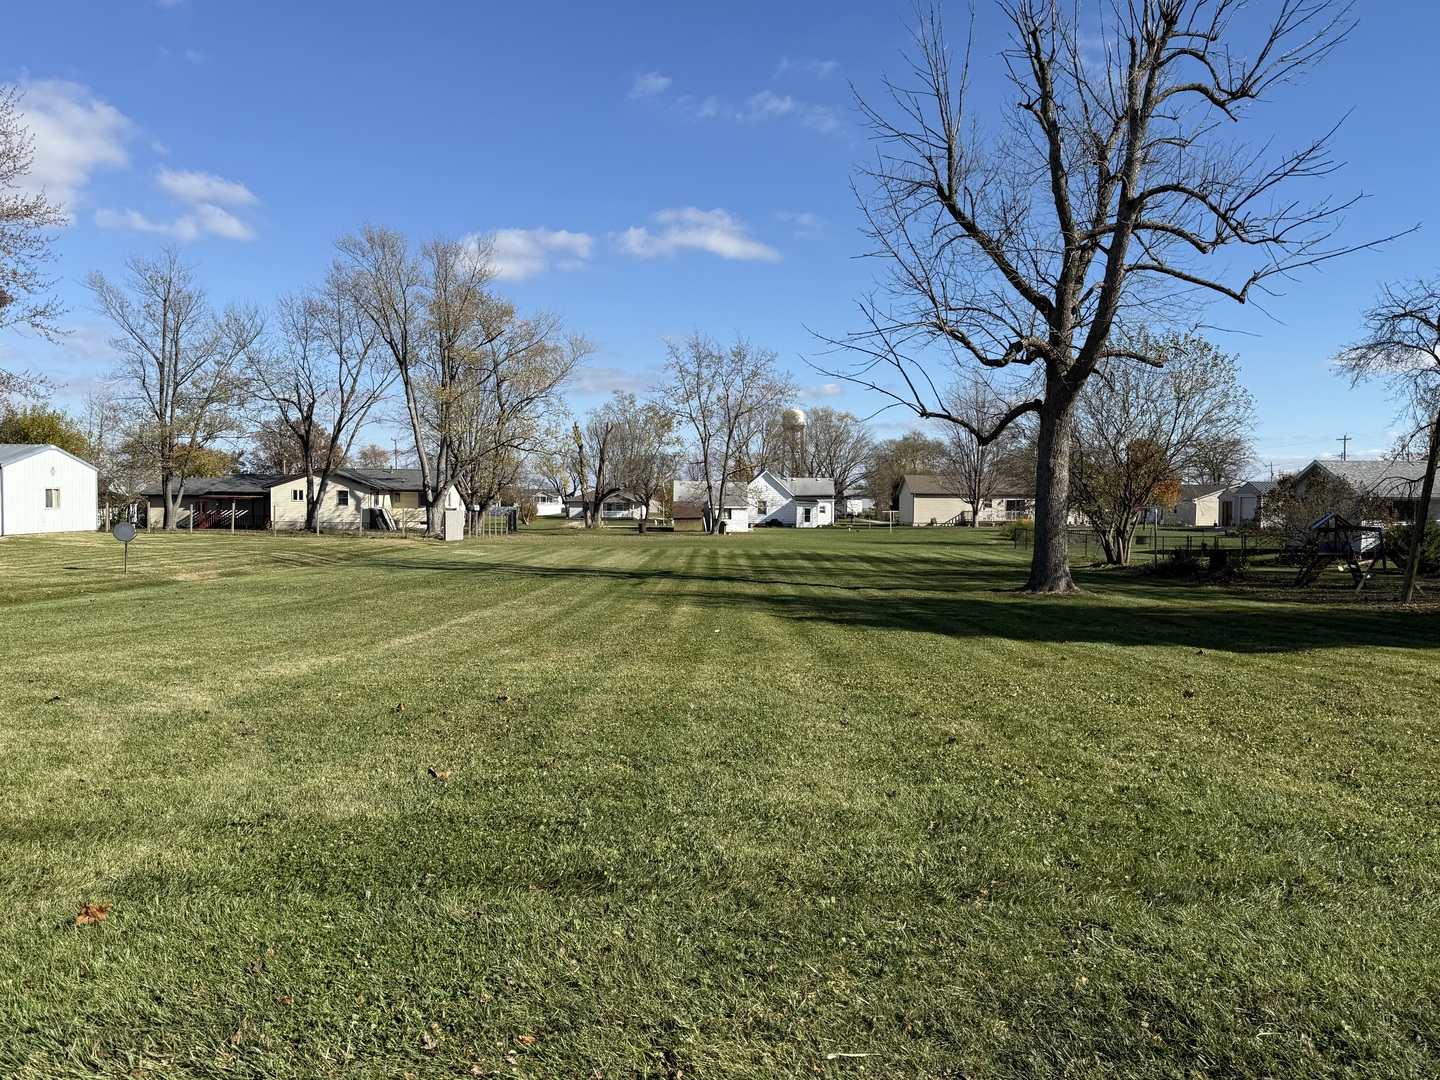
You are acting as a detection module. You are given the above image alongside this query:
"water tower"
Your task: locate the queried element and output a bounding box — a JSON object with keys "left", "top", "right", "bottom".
{"left": 781, "top": 407, "right": 806, "bottom": 476}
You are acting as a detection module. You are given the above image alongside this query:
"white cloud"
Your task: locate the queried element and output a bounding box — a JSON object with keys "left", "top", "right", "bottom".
{"left": 100, "top": 164, "right": 258, "bottom": 242}
{"left": 802, "top": 382, "right": 845, "bottom": 398}
{"left": 673, "top": 89, "right": 840, "bottom": 134}
{"left": 628, "top": 72, "right": 672, "bottom": 100}
{"left": 615, "top": 208, "right": 780, "bottom": 262}
{"left": 777, "top": 57, "right": 840, "bottom": 79}
{"left": 14, "top": 80, "right": 133, "bottom": 211}
{"left": 156, "top": 167, "right": 257, "bottom": 206}
{"left": 95, "top": 202, "right": 255, "bottom": 242}
{"left": 777, "top": 210, "right": 826, "bottom": 238}
{"left": 485, "top": 228, "right": 595, "bottom": 281}
{"left": 572, "top": 364, "right": 652, "bottom": 395}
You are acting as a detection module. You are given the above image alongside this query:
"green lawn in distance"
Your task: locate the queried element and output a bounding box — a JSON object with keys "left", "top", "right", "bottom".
{"left": 1, "top": 527, "right": 1438, "bottom": 1079}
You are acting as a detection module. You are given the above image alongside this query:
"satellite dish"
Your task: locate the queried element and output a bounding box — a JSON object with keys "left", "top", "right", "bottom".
{"left": 112, "top": 522, "right": 136, "bottom": 543}
{"left": 781, "top": 407, "right": 806, "bottom": 432}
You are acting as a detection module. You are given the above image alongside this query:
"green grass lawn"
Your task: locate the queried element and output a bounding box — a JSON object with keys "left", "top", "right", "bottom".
{"left": 2, "top": 527, "right": 1439, "bottom": 1078}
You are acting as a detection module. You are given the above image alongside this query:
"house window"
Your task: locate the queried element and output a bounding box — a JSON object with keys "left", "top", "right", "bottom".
{"left": 337, "top": 490, "right": 350, "bottom": 507}
{"left": 818, "top": 504, "right": 826, "bottom": 516}
{"left": 803, "top": 507, "right": 812, "bottom": 524}
{"left": 44, "top": 488, "right": 60, "bottom": 509}
{"left": 1005, "top": 500, "right": 1028, "bottom": 514}
{"left": 292, "top": 489, "right": 304, "bottom": 501}
{"left": 757, "top": 500, "right": 768, "bottom": 515}
{"left": 724, "top": 508, "right": 733, "bottom": 520}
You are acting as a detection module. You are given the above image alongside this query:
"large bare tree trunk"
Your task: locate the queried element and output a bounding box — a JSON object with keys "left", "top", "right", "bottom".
{"left": 1402, "top": 407, "right": 1440, "bottom": 603}
{"left": 1024, "top": 398, "right": 1079, "bottom": 593}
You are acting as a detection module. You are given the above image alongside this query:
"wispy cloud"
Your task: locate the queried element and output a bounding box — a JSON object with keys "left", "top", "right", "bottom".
{"left": 14, "top": 80, "right": 133, "bottom": 212}
{"left": 98, "top": 166, "right": 259, "bottom": 242}
{"left": 95, "top": 202, "right": 254, "bottom": 242}
{"left": 615, "top": 208, "right": 779, "bottom": 262}
{"left": 627, "top": 65, "right": 842, "bottom": 136}
{"left": 628, "top": 71, "right": 672, "bottom": 100}
{"left": 777, "top": 210, "right": 826, "bottom": 238}
{"left": 802, "top": 382, "right": 846, "bottom": 398}
{"left": 156, "top": 167, "right": 257, "bottom": 206}
{"left": 572, "top": 364, "right": 653, "bottom": 395}
{"left": 485, "top": 228, "right": 595, "bottom": 281}
{"left": 777, "top": 56, "right": 840, "bottom": 79}
{"left": 676, "top": 89, "right": 840, "bottom": 134}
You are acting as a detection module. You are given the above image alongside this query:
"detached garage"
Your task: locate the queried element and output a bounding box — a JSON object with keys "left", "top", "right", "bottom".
{"left": 0, "top": 444, "right": 99, "bottom": 536}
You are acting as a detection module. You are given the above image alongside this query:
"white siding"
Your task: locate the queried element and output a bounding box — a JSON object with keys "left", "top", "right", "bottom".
{"left": 268, "top": 480, "right": 368, "bottom": 529}
{"left": 0, "top": 447, "right": 98, "bottom": 536}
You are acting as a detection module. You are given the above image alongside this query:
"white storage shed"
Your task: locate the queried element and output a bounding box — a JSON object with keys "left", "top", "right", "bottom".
{"left": 0, "top": 444, "right": 99, "bottom": 536}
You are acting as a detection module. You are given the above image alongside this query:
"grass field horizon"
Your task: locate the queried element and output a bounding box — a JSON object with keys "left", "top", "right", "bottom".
{"left": 3, "top": 527, "right": 1438, "bottom": 1078}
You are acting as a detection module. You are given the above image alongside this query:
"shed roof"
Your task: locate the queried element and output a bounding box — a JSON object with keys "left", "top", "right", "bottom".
{"left": 0, "top": 443, "right": 97, "bottom": 471}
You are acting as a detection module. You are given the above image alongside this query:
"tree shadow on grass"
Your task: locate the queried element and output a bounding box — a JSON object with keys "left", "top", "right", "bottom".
{"left": 369, "top": 552, "right": 1440, "bottom": 654}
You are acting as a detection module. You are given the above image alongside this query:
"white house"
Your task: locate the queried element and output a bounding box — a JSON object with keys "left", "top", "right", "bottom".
{"left": 749, "top": 470, "right": 836, "bottom": 528}
{"left": 0, "top": 444, "right": 99, "bottom": 536}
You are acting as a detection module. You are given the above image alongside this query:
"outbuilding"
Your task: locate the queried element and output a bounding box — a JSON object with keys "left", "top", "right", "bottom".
{"left": 0, "top": 444, "right": 99, "bottom": 536}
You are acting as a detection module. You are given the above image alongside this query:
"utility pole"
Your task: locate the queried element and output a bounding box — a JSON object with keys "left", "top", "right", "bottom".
{"left": 1337, "top": 433, "right": 1351, "bottom": 461}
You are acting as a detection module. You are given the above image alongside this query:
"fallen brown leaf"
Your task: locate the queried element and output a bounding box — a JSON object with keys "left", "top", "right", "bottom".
{"left": 76, "top": 902, "right": 111, "bottom": 925}
{"left": 518, "top": 1034, "right": 536, "bottom": 1046}
{"left": 394, "top": 702, "right": 405, "bottom": 713}
{"left": 428, "top": 768, "right": 452, "bottom": 780}
{"left": 1182, "top": 689, "right": 1196, "bottom": 699}
{"left": 496, "top": 694, "right": 511, "bottom": 703}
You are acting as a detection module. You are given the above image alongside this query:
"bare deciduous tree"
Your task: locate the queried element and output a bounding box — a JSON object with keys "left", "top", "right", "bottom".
{"left": 575, "top": 392, "right": 677, "bottom": 528}
{"left": 940, "top": 375, "right": 1028, "bottom": 526}
{"left": 827, "top": 2, "right": 1386, "bottom": 591}
{"left": 340, "top": 227, "right": 583, "bottom": 535}
{"left": 249, "top": 266, "right": 392, "bottom": 531}
{"left": 658, "top": 332, "right": 796, "bottom": 533}
{"left": 86, "top": 248, "right": 262, "bottom": 529}
{"left": 1335, "top": 277, "right": 1440, "bottom": 602}
{"left": 1, "top": 87, "right": 66, "bottom": 401}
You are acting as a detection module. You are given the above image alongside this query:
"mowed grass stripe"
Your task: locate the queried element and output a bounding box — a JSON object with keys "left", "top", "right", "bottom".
{"left": 2, "top": 528, "right": 1440, "bottom": 1077}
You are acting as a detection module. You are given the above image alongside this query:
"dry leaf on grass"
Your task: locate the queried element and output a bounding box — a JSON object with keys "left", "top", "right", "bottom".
{"left": 1182, "top": 689, "right": 1196, "bottom": 699}
{"left": 76, "top": 902, "right": 111, "bottom": 925}
{"left": 394, "top": 702, "right": 405, "bottom": 713}
{"left": 428, "top": 768, "right": 453, "bottom": 780}
{"left": 496, "top": 694, "right": 511, "bottom": 703}
{"left": 518, "top": 1034, "right": 536, "bottom": 1046}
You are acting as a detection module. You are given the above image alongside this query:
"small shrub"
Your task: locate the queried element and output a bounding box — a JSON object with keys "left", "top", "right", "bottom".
{"left": 997, "top": 517, "right": 1034, "bottom": 540}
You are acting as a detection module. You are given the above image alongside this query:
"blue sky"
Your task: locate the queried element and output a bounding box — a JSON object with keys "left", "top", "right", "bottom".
{"left": 3, "top": 0, "right": 1437, "bottom": 472}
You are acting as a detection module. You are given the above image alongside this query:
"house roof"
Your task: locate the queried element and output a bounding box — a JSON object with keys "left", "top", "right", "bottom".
{"left": 0, "top": 443, "right": 97, "bottom": 471}
{"left": 671, "top": 501, "right": 704, "bottom": 520}
{"left": 1231, "top": 479, "right": 1278, "bottom": 496}
{"left": 142, "top": 466, "right": 444, "bottom": 499}
{"left": 1308, "top": 458, "right": 1427, "bottom": 499}
{"left": 142, "top": 473, "right": 289, "bottom": 497}
{"left": 1178, "top": 483, "right": 1228, "bottom": 501}
{"left": 902, "top": 473, "right": 1034, "bottom": 498}
{"left": 754, "top": 470, "right": 836, "bottom": 499}
{"left": 672, "top": 479, "right": 750, "bottom": 507}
